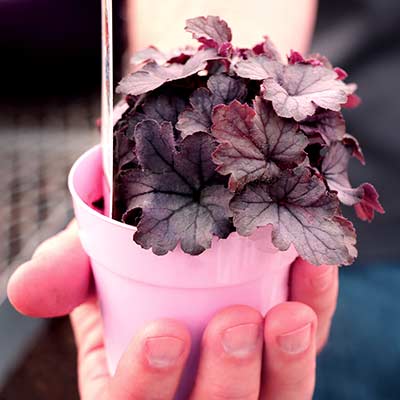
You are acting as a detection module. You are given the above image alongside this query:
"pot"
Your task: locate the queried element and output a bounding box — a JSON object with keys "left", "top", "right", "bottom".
{"left": 68, "top": 145, "right": 298, "bottom": 399}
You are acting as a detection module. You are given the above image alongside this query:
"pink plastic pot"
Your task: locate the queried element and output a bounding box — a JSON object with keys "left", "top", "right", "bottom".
{"left": 68, "top": 145, "right": 298, "bottom": 399}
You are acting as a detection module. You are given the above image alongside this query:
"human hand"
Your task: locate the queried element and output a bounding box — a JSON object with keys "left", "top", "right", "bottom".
{"left": 8, "top": 221, "right": 338, "bottom": 400}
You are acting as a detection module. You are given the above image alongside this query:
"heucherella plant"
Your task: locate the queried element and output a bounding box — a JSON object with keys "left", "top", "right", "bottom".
{"left": 112, "top": 15, "right": 384, "bottom": 266}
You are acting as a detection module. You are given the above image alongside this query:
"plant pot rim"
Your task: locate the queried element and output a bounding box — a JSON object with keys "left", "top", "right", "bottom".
{"left": 68, "top": 145, "right": 298, "bottom": 288}
{"left": 68, "top": 144, "right": 131, "bottom": 231}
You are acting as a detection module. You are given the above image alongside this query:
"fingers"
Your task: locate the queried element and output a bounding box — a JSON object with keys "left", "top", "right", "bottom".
{"left": 70, "top": 298, "right": 110, "bottom": 400}
{"left": 290, "top": 258, "right": 339, "bottom": 352}
{"left": 261, "top": 302, "right": 317, "bottom": 400}
{"left": 72, "top": 303, "right": 192, "bottom": 400}
{"left": 191, "top": 305, "right": 263, "bottom": 400}
{"left": 104, "top": 319, "right": 191, "bottom": 400}
{"left": 7, "top": 221, "right": 92, "bottom": 318}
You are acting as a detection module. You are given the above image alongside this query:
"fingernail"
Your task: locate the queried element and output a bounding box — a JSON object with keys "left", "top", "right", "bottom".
{"left": 222, "top": 323, "right": 261, "bottom": 358}
{"left": 311, "top": 267, "right": 334, "bottom": 291}
{"left": 277, "top": 323, "right": 312, "bottom": 354}
{"left": 145, "top": 336, "right": 185, "bottom": 368}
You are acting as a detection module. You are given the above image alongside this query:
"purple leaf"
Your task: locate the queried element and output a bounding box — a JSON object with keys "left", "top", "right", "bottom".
{"left": 354, "top": 183, "right": 385, "bottom": 222}
{"left": 211, "top": 98, "right": 308, "bottom": 190}
{"left": 124, "top": 92, "right": 188, "bottom": 134}
{"left": 287, "top": 50, "right": 324, "bottom": 66}
{"left": 235, "top": 56, "right": 283, "bottom": 80}
{"left": 114, "top": 130, "right": 137, "bottom": 171}
{"left": 288, "top": 51, "right": 350, "bottom": 83}
{"left": 307, "top": 53, "right": 332, "bottom": 68}
{"left": 114, "top": 95, "right": 183, "bottom": 158}
{"left": 176, "top": 88, "right": 212, "bottom": 137}
{"left": 130, "top": 46, "right": 196, "bottom": 66}
{"left": 252, "top": 36, "right": 282, "bottom": 61}
{"left": 333, "top": 215, "right": 358, "bottom": 260}
{"left": 113, "top": 105, "right": 143, "bottom": 171}
{"left": 113, "top": 92, "right": 188, "bottom": 175}
{"left": 111, "top": 15, "right": 382, "bottom": 262}
{"left": 230, "top": 167, "right": 356, "bottom": 266}
{"left": 342, "top": 133, "right": 365, "bottom": 164}
{"left": 117, "top": 48, "right": 220, "bottom": 96}
{"left": 185, "top": 16, "right": 232, "bottom": 48}
{"left": 218, "top": 42, "right": 234, "bottom": 57}
{"left": 300, "top": 109, "right": 346, "bottom": 145}
{"left": 176, "top": 74, "right": 247, "bottom": 137}
{"left": 142, "top": 93, "right": 186, "bottom": 126}
{"left": 262, "top": 66, "right": 352, "bottom": 121}
{"left": 120, "top": 111, "right": 146, "bottom": 142}
{"left": 206, "top": 74, "right": 247, "bottom": 104}
{"left": 321, "top": 142, "right": 364, "bottom": 205}
{"left": 235, "top": 56, "right": 352, "bottom": 121}
{"left": 289, "top": 52, "right": 353, "bottom": 91}
{"left": 261, "top": 67, "right": 353, "bottom": 121}
{"left": 119, "top": 120, "right": 233, "bottom": 255}
{"left": 134, "top": 120, "right": 176, "bottom": 171}
{"left": 321, "top": 142, "right": 384, "bottom": 220}
{"left": 130, "top": 46, "right": 168, "bottom": 65}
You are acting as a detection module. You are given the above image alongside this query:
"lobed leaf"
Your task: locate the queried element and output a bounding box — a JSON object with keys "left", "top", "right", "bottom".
{"left": 176, "top": 74, "right": 247, "bottom": 137}
{"left": 300, "top": 109, "right": 346, "bottom": 145}
{"left": 288, "top": 50, "right": 323, "bottom": 66}
{"left": 119, "top": 120, "right": 233, "bottom": 255}
{"left": 342, "top": 133, "right": 365, "bottom": 164}
{"left": 130, "top": 46, "right": 168, "bottom": 65}
{"left": 112, "top": 15, "right": 382, "bottom": 262}
{"left": 141, "top": 93, "right": 186, "bottom": 126}
{"left": 230, "top": 167, "right": 356, "bottom": 266}
{"left": 354, "top": 183, "right": 385, "bottom": 222}
{"left": 235, "top": 56, "right": 353, "bottom": 121}
{"left": 117, "top": 49, "right": 220, "bottom": 96}
{"left": 252, "top": 36, "right": 282, "bottom": 61}
{"left": 211, "top": 98, "right": 307, "bottom": 190}
{"left": 114, "top": 130, "right": 136, "bottom": 171}
{"left": 185, "top": 16, "right": 232, "bottom": 48}
{"left": 235, "top": 56, "right": 283, "bottom": 81}
{"left": 321, "top": 142, "right": 384, "bottom": 220}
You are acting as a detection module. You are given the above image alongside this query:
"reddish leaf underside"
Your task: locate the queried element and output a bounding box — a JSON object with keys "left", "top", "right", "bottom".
{"left": 321, "top": 142, "right": 384, "bottom": 221}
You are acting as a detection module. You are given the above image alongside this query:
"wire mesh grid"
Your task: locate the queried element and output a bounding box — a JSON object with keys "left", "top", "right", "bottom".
{"left": 0, "top": 97, "right": 99, "bottom": 303}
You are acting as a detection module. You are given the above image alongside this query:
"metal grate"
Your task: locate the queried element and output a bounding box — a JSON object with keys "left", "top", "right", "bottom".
{"left": 0, "top": 96, "right": 99, "bottom": 302}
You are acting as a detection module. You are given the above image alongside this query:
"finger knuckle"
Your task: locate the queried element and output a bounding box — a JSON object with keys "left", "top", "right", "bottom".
{"left": 277, "top": 359, "right": 316, "bottom": 388}
{"left": 206, "top": 382, "right": 259, "bottom": 400}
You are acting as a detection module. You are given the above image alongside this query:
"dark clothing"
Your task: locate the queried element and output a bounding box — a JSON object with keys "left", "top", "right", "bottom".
{"left": 315, "top": 263, "right": 400, "bottom": 400}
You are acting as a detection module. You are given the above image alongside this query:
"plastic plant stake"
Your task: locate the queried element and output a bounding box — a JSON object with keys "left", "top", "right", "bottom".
{"left": 101, "top": 0, "right": 113, "bottom": 217}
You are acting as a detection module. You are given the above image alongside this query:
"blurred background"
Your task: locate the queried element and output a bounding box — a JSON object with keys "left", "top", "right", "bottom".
{"left": 0, "top": 0, "right": 399, "bottom": 399}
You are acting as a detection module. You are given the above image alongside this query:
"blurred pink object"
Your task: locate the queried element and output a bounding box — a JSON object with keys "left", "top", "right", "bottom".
{"left": 68, "top": 145, "right": 298, "bottom": 399}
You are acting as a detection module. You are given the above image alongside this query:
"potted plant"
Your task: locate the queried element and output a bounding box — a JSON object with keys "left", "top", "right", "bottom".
{"left": 68, "top": 16, "right": 384, "bottom": 399}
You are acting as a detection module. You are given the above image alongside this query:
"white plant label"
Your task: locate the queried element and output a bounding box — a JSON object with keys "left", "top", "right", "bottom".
{"left": 101, "top": 0, "right": 114, "bottom": 217}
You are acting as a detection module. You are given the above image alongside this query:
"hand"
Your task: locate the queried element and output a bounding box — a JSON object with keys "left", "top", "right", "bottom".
{"left": 8, "top": 221, "right": 338, "bottom": 400}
